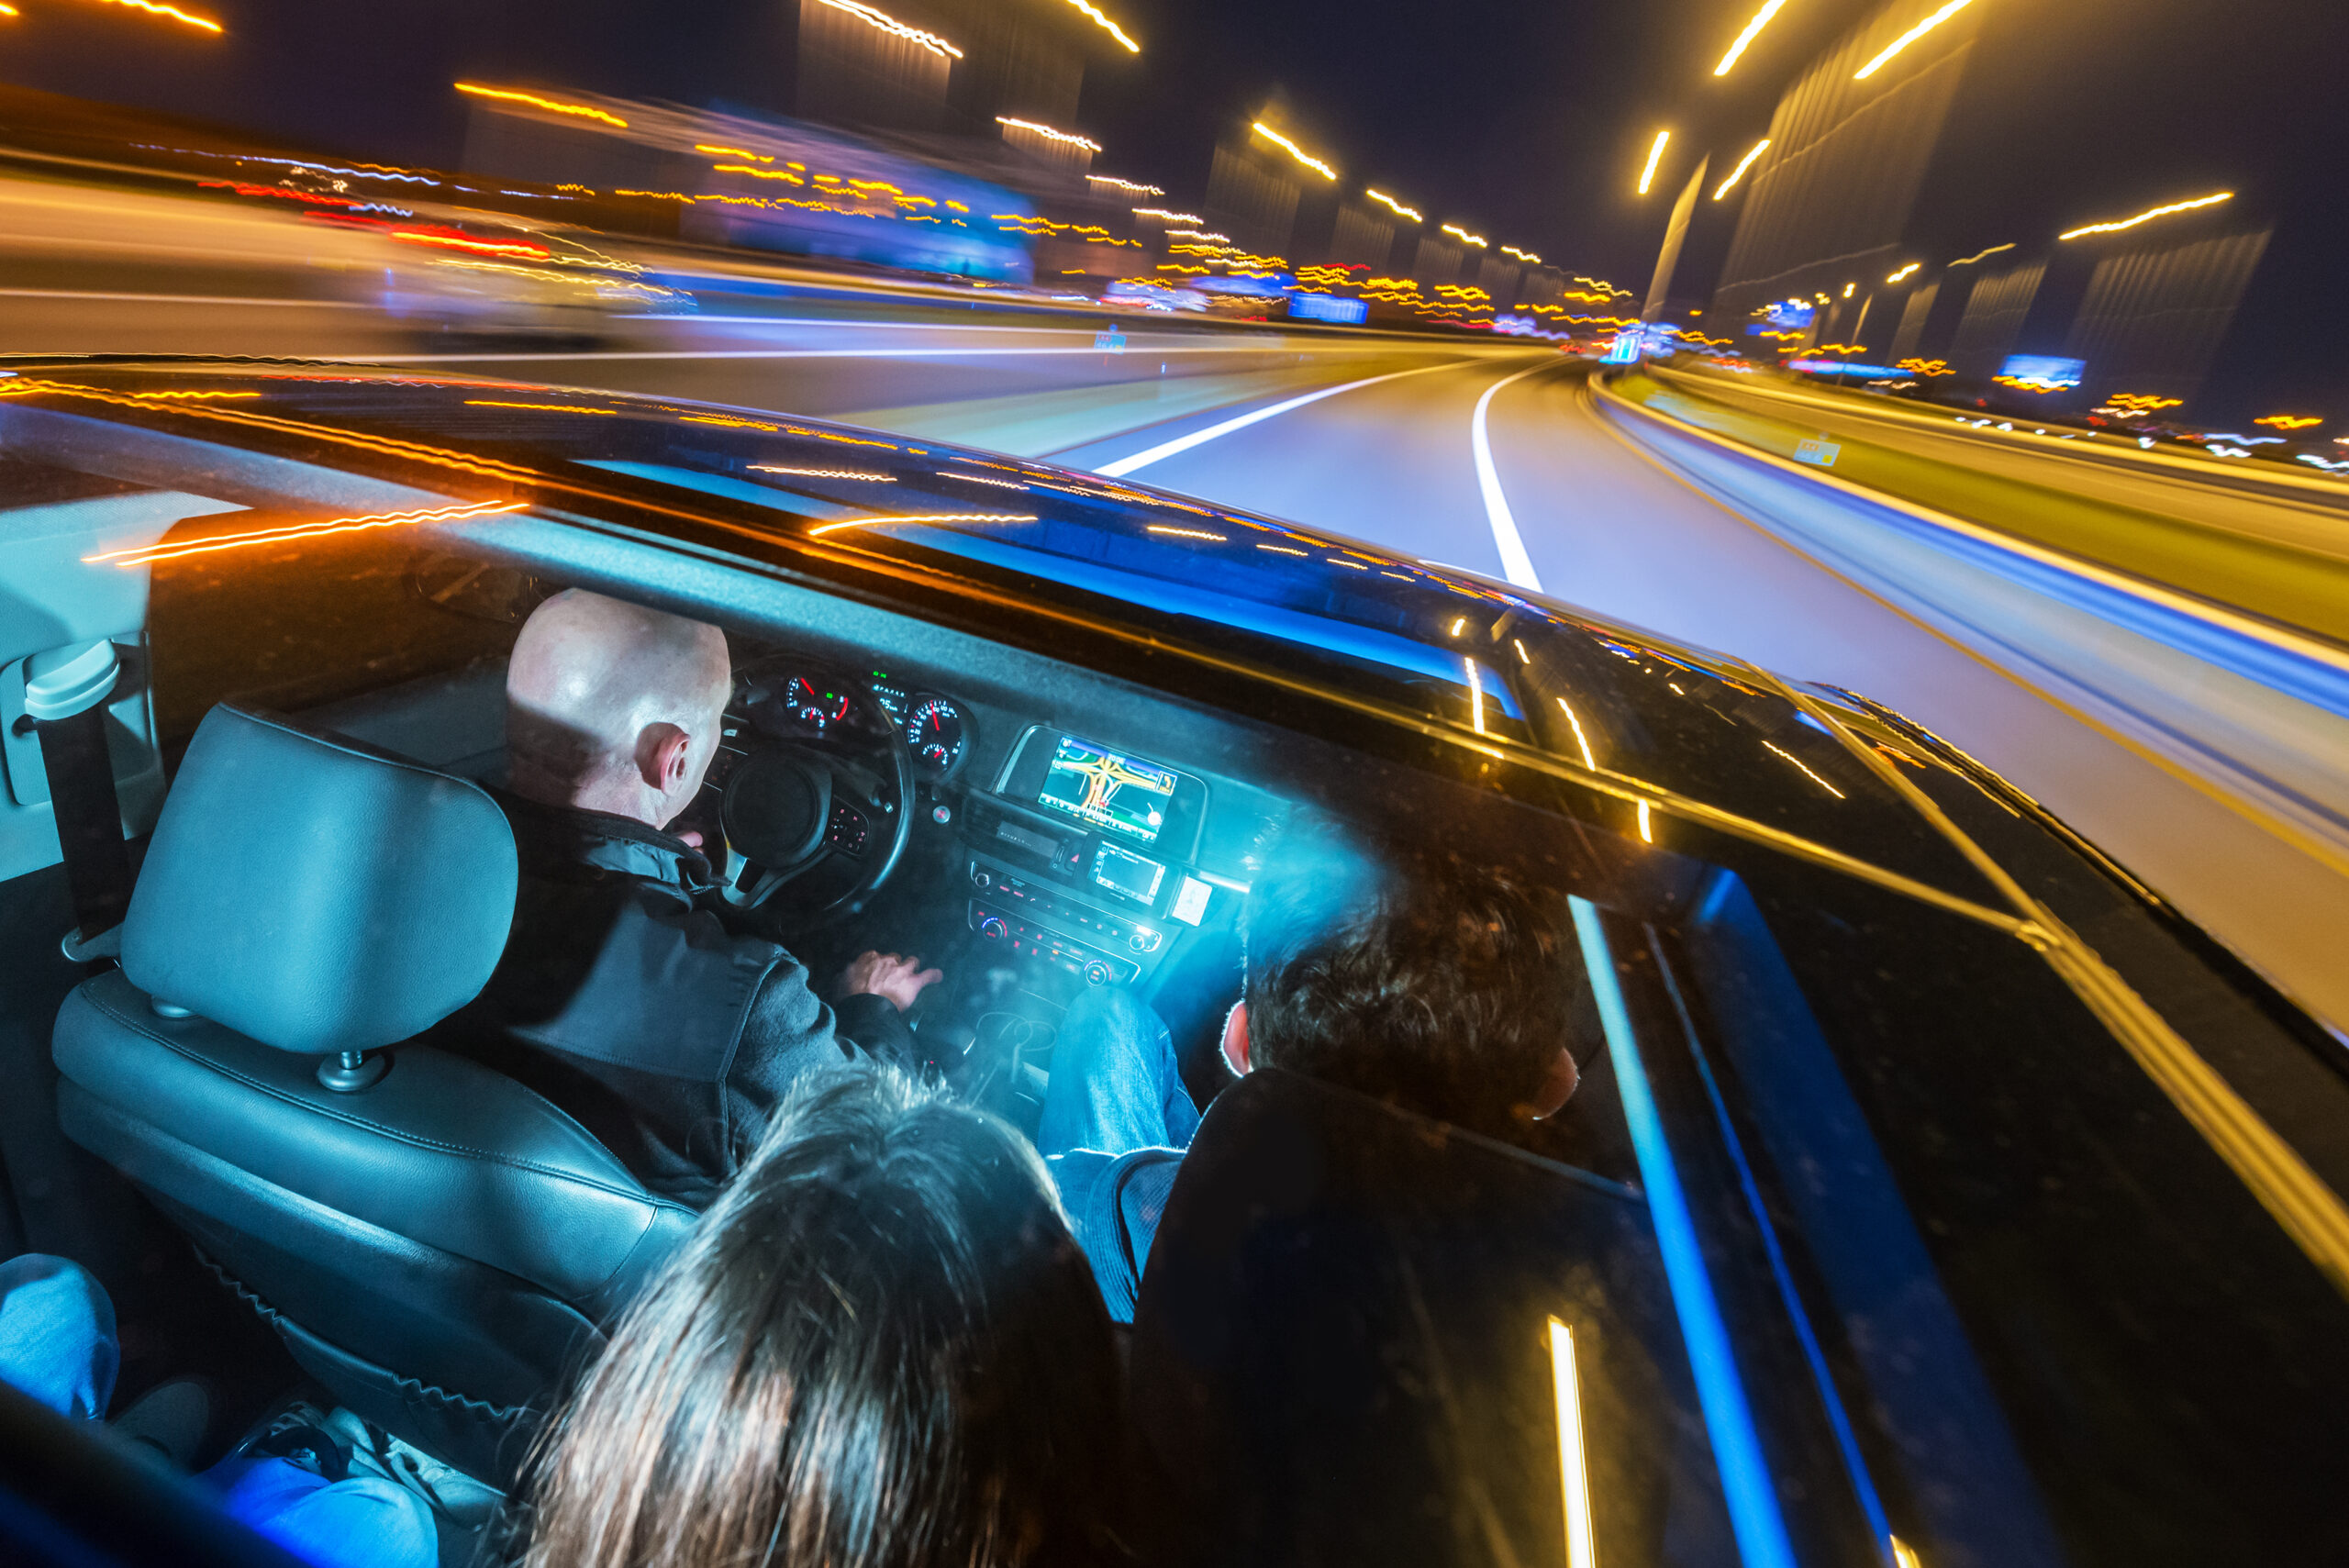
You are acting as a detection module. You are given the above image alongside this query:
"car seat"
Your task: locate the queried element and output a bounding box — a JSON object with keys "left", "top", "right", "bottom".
{"left": 50, "top": 705, "right": 695, "bottom": 1485}
{"left": 1128, "top": 1067, "right": 1680, "bottom": 1567}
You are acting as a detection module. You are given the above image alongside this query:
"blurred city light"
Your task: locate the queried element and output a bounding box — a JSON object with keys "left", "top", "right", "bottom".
{"left": 1365, "top": 188, "right": 1423, "bottom": 222}
{"left": 1713, "top": 139, "right": 1769, "bottom": 199}
{"left": 1854, "top": 0, "right": 1977, "bottom": 80}
{"left": 1060, "top": 0, "right": 1139, "bottom": 52}
{"left": 1442, "top": 223, "right": 1488, "bottom": 247}
{"left": 815, "top": 0, "right": 963, "bottom": 60}
{"left": 2255, "top": 415, "right": 2323, "bottom": 429}
{"left": 2060, "top": 190, "right": 2233, "bottom": 239}
{"left": 1133, "top": 206, "right": 1201, "bottom": 222}
{"left": 1503, "top": 245, "right": 1542, "bottom": 262}
{"left": 1948, "top": 241, "right": 2014, "bottom": 266}
{"left": 1887, "top": 261, "right": 1920, "bottom": 282}
{"left": 1251, "top": 122, "right": 1338, "bottom": 181}
{"left": 1637, "top": 130, "right": 1671, "bottom": 195}
{"left": 87, "top": 0, "right": 222, "bottom": 33}
{"left": 995, "top": 117, "right": 1102, "bottom": 151}
{"left": 1087, "top": 174, "right": 1163, "bottom": 195}
{"left": 455, "top": 83, "right": 629, "bottom": 128}
{"left": 1713, "top": 0, "right": 1790, "bottom": 77}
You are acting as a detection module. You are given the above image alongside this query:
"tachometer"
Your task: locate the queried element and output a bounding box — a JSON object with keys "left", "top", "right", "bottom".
{"left": 782, "top": 674, "right": 852, "bottom": 734}
{"left": 905, "top": 695, "right": 967, "bottom": 777}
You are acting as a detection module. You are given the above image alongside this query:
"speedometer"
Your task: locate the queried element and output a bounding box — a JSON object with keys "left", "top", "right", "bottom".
{"left": 905, "top": 696, "right": 967, "bottom": 778}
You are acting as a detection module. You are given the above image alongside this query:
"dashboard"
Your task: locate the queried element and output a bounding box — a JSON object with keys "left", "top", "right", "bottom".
{"left": 719, "top": 655, "right": 1252, "bottom": 1001}
{"left": 743, "top": 665, "right": 973, "bottom": 781}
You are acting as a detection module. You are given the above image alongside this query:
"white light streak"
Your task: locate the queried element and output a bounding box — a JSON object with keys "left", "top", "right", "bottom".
{"left": 2060, "top": 190, "right": 2232, "bottom": 240}
{"left": 1365, "top": 188, "right": 1423, "bottom": 222}
{"left": 1712, "top": 139, "right": 1770, "bottom": 200}
{"left": 1854, "top": 0, "right": 1976, "bottom": 79}
{"left": 996, "top": 116, "right": 1102, "bottom": 151}
{"left": 815, "top": 0, "right": 963, "bottom": 59}
{"left": 1252, "top": 121, "right": 1337, "bottom": 181}
{"left": 1638, "top": 129, "right": 1671, "bottom": 195}
{"left": 1549, "top": 1319, "right": 1598, "bottom": 1568}
{"left": 1714, "top": 0, "right": 1789, "bottom": 76}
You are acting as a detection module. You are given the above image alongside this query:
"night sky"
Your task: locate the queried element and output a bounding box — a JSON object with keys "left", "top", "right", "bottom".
{"left": 1, "top": 0, "right": 2342, "bottom": 407}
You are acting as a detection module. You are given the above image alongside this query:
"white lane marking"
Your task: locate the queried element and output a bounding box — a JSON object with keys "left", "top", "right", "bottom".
{"left": 1095, "top": 358, "right": 1480, "bottom": 477}
{"left": 1471, "top": 362, "right": 1552, "bottom": 591}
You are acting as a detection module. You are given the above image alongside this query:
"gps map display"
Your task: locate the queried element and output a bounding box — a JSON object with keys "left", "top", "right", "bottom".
{"left": 1036, "top": 735, "right": 1178, "bottom": 843}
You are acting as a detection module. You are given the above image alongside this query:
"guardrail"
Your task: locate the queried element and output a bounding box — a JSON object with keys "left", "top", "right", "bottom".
{"left": 1590, "top": 370, "right": 2349, "bottom": 862}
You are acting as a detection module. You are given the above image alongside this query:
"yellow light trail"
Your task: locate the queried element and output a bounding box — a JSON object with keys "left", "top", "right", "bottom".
{"left": 1712, "top": 139, "right": 1770, "bottom": 199}
{"left": 87, "top": 500, "right": 525, "bottom": 569}
{"left": 1089, "top": 174, "right": 1163, "bottom": 195}
{"left": 2060, "top": 190, "right": 2232, "bottom": 240}
{"left": 815, "top": 0, "right": 962, "bottom": 58}
{"left": 1442, "top": 223, "right": 1488, "bottom": 247}
{"left": 127, "top": 388, "right": 261, "bottom": 399}
{"left": 1133, "top": 206, "right": 1201, "bottom": 222}
{"left": 2255, "top": 415, "right": 2323, "bottom": 430}
{"left": 1061, "top": 0, "right": 1138, "bottom": 51}
{"left": 1854, "top": 0, "right": 1976, "bottom": 80}
{"left": 1887, "top": 261, "right": 1920, "bottom": 283}
{"left": 1252, "top": 122, "right": 1337, "bottom": 181}
{"left": 1165, "top": 228, "right": 1230, "bottom": 241}
{"left": 1637, "top": 129, "right": 1671, "bottom": 195}
{"left": 809, "top": 513, "right": 1034, "bottom": 535}
{"left": 1502, "top": 245, "right": 1542, "bottom": 263}
{"left": 1365, "top": 188, "right": 1422, "bottom": 222}
{"left": 1147, "top": 526, "right": 1228, "bottom": 540}
{"left": 464, "top": 400, "right": 619, "bottom": 414}
{"left": 996, "top": 116, "right": 1102, "bottom": 151}
{"left": 713, "top": 163, "right": 806, "bottom": 183}
{"left": 748, "top": 464, "right": 896, "bottom": 480}
{"left": 1555, "top": 697, "right": 1598, "bottom": 770}
{"left": 455, "top": 83, "right": 628, "bottom": 128}
{"left": 1714, "top": 0, "right": 1789, "bottom": 76}
{"left": 696, "top": 143, "right": 768, "bottom": 161}
{"left": 0, "top": 6, "right": 17, "bottom": 17}
{"left": 1948, "top": 241, "right": 2012, "bottom": 266}
{"left": 1548, "top": 1319, "right": 1598, "bottom": 1568}
{"left": 87, "top": 0, "right": 222, "bottom": 31}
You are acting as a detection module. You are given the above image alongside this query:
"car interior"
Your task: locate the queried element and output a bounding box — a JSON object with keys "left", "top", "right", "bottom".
{"left": 0, "top": 425, "right": 1727, "bottom": 1565}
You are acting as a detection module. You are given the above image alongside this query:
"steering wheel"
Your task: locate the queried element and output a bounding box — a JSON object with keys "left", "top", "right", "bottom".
{"left": 718, "top": 675, "right": 915, "bottom": 928}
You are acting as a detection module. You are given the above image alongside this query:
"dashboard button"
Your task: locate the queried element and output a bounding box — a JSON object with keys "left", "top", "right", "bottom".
{"left": 978, "top": 916, "right": 1008, "bottom": 941}
{"left": 1082, "top": 959, "right": 1113, "bottom": 986}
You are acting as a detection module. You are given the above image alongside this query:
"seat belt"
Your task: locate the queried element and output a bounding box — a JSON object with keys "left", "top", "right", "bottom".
{"left": 24, "top": 639, "right": 134, "bottom": 952}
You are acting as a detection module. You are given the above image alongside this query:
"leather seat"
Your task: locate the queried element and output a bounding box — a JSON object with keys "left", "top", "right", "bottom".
{"left": 52, "top": 706, "right": 695, "bottom": 1485}
{"left": 1128, "top": 1069, "right": 1681, "bottom": 1568}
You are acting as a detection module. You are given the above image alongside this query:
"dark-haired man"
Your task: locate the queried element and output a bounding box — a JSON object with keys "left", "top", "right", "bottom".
{"left": 1038, "top": 811, "right": 1583, "bottom": 1319}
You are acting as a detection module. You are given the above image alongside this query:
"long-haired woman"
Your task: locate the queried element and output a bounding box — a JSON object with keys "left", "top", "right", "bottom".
{"left": 523, "top": 1063, "right": 1125, "bottom": 1568}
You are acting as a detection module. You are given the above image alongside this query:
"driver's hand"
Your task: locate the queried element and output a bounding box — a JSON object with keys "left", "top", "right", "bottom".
{"left": 841, "top": 951, "right": 943, "bottom": 1013}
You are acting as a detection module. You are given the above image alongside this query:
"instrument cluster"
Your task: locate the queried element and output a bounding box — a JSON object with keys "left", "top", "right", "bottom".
{"left": 744, "top": 666, "right": 971, "bottom": 781}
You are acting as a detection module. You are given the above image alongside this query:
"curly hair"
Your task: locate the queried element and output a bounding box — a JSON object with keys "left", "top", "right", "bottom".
{"left": 1241, "top": 810, "right": 1575, "bottom": 1138}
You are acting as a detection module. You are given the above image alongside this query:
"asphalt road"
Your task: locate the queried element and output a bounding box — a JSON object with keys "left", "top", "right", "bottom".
{"left": 6, "top": 278, "right": 2344, "bottom": 1033}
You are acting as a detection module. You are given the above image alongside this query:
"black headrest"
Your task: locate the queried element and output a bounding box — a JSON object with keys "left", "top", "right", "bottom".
{"left": 122, "top": 706, "right": 518, "bottom": 1056}
{"left": 1129, "top": 1069, "right": 1680, "bottom": 1568}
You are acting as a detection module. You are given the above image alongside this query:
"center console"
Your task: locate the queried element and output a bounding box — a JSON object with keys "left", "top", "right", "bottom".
{"left": 958, "top": 726, "right": 1224, "bottom": 992}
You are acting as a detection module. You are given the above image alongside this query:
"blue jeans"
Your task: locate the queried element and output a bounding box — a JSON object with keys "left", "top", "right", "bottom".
{"left": 0, "top": 1253, "right": 437, "bottom": 1568}
{"left": 1040, "top": 987, "right": 1199, "bottom": 1321}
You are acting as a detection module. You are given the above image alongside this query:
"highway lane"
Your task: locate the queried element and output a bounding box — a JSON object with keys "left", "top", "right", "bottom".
{"left": 1045, "top": 354, "right": 2349, "bottom": 1035}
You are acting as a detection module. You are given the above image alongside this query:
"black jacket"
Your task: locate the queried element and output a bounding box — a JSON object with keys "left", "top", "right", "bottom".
{"left": 449, "top": 793, "right": 913, "bottom": 1206}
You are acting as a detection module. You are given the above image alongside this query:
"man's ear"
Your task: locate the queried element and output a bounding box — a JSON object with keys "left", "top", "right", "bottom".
{"left": 638, "top": 721, "right": 693, "bottom": 793}
{"left": 1220, "top": 1000, "right": 1252, "bottom": 1076}
{"left": 1532, "top": 1046, "right": 1581, "bottom": 1119}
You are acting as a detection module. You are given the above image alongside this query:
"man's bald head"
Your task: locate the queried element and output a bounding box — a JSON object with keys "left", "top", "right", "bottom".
{"left": 506, "top": 589, "right": 733, "bottom": 829}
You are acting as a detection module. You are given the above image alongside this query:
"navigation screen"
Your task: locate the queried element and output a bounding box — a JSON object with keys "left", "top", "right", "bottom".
{"left": 1036, "top": 735, "right": 1178, "bottom": 843}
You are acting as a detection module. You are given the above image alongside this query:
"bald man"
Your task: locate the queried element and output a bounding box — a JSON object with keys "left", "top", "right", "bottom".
{"left": 451, "top": 589, "right": 940, "bottom": 1205}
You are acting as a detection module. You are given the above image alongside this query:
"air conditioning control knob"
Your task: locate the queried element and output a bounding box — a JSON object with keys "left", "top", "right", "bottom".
{"left": 978, "top": 916, "right": 1008, "bottom": 941}
{"left": 1082, "top": 959, "right": 1114, "bottom": 986}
